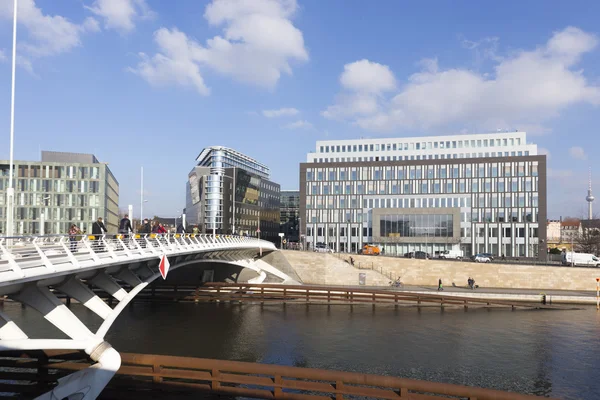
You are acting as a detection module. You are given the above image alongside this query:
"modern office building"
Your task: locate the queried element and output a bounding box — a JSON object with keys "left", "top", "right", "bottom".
{"left": 185, "top": 146, "right": 280, "bottom": 243}
{"left": 280, "top": 190, "right": 300, "bottom": 242}
{"left": 0, "top": 151, "right": 119, "bottom": 235}
{"left": 300, "top": 131, "right": 547, "bottom": 260}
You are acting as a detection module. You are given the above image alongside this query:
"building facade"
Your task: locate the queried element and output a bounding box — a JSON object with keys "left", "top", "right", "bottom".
{"left": 0, "top": 151, "right": 119, "bottom": 235}
{"left": 300, "top": 132, "right": 547, "bottom": 260}
{"left": 185, "top": 146, "right": 280, "bottom": 244}
{"left": 280, "top": 190, "right": 300, "bottom": 242}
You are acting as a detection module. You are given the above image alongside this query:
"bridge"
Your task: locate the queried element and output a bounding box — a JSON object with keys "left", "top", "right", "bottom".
{"left": 0, "top": 233, "right": 296, "bottom": 399}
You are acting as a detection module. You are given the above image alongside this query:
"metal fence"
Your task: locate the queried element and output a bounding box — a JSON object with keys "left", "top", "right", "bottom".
{"left": 2, "top": 350, "right": 557, "bottom": 400}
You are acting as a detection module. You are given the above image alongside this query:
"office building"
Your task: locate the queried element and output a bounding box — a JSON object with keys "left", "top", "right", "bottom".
{"left": 280, "top": 190, "right": 300, "bottom": 242}
{"left": 300, "top": 131, "right": 547, "bottom": 260}
{"left": 185, "top": 146, "right": 280, "bottom": 243}
{"left": 0, "top": 151, "right": 119, "bottom": 235}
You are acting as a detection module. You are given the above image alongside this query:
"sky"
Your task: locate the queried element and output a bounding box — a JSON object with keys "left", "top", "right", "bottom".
{"left": 0, "top": 0, "right": 599, "bottom": 219}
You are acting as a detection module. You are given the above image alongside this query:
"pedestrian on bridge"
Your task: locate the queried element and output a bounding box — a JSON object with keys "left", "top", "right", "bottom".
{"left": 119, "top": 214, "right": 133, "bottom": 240}
{"left": 68, "top": 224, "right": 82, "bottom": 253}
{"left": 92, "top": 217, "right": 107, "bottom": 252}
{"left": 438, "top": 278, "right": 443, "bottom": 291}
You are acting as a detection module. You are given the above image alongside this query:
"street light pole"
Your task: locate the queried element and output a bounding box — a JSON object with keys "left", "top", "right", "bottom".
{"left": 6, "top": 0, "right": 18, "bottom": 238}
{"left": 140, "top": 166, "right": 144, "bottom": 223}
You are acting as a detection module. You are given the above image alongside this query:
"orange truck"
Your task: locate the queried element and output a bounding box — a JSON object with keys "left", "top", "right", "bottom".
{"left": 362, "top": 244, "right": 381, "bottom": 255}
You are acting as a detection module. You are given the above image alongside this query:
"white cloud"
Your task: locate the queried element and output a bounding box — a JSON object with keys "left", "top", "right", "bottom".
{"left": 323, "top": 27, "right": 600, "bottom": 133}
{"left": 0, "top": 49, "right": 6, "bottom": 61}
{"left": 129, "top": 0, "right": 309, "bottom": 95}
{"left": 262, "top": 107, "right": 299, "bottom": 118}
{"left": 538, "top": 147, "right": 551, "bottom": 160}
{"left": 339, "top": 59, "right": 396, "bottom": 94}
{"left": 283, "top": 120, "right": 313, "bottom": 129}
{"left": 86, "top": 0, "right": 154, "bottom": 33}
{"left": 128, "top": 29, "right": 210, "bottom": 95}
{"left": 0, "top": 0, "right": 100, "bottom": 70}
{"left": 569, "top": 146, "right": 587, "bottom": 160}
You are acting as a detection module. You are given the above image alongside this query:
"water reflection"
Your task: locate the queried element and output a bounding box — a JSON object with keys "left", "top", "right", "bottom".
{"left": 2, "top": 301, "right": 598, "bottom": 399}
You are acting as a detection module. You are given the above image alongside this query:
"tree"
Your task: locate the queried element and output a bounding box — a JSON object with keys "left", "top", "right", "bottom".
{"left": 574, "top": 228, "right": 600, "bottom": 254}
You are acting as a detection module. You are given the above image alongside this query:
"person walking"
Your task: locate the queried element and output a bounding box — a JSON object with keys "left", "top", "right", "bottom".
{"left": 176, "top": 222, "right": 185, "bottom": 234}
{"left": 438, "top": 278, "right": 444, "bottom": 291}
{"left": 92, "top": 217, "right": 107, "bottom": 251}
{"left": 119, "top": 214, "right": 133, "bottom": 239}
{"left": 192, "top": 225, "right": 199, "bottom": 235}
{"left": 139, "top": 219, "right": 151, "bottom": 234}
{"left": 68, "top": 224, "right": 81, "bottom": 253}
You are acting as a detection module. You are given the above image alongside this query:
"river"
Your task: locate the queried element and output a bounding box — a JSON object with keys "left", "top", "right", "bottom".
{"left": 1, "top": 301, "right": 599, "bottom": 399}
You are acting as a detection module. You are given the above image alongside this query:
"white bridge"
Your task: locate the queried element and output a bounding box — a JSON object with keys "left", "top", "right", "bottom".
{"left": 0, "top": 233, "right": 296, "bottom": 399}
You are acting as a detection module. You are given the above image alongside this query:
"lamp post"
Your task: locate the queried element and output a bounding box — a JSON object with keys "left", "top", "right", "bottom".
{"left": 6, "top": 0, "right": 18, "bottom": 238}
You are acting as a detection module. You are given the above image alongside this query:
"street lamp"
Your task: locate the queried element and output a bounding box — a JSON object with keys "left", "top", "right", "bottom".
{"left": 140, "top": 167, "right": 149, "bottom": 223}
{"left": 6, "top": 0, "right": 18, "bottom": 238}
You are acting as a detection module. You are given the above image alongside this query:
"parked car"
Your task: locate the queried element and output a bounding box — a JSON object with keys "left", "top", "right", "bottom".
{"left": 361, "top": 244, "right": 381, "bottom": 256}
{"left": 314, "top": 242, "right": 333, "bottom": 253}
{"left": 480, "top": 253, "right": 495, "bottom": 261}
{"left": 473, "top": 254, "right": 492, "bottom": 263}
{"left": 414, "top": 251, "right": 430, "bottom": 259}
{"left": 404, "top": 252, "right": 415, "bottom": 258}
{"left": 439, "top": 249, "right": 464, "bottom": 260}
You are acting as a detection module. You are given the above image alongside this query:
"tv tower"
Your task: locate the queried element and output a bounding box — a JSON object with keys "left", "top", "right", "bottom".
{"left": 586, "top": 168, "right": 595, "bottom": 220}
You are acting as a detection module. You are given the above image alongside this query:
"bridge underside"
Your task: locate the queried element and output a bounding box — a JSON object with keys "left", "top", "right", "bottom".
{"left": 0, "top": 234, "right": 297, "bottom": 400}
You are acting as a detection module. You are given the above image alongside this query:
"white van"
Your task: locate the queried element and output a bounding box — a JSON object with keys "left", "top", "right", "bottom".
{"left": 561, "top": 252, "right": 600, "bottom": 267}
{"left": 440, "top": 249, "right": 464, "bottom": 260}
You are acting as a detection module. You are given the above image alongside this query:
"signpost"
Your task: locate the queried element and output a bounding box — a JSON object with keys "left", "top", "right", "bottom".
{"left": 596, "top": 278, "right": 599, "bottom": 311}
{"left": 159, "top": 255, "right": 170, "bottom": 280}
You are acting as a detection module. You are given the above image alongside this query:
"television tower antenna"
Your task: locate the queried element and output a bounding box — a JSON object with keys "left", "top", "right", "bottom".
{"left": 586, "top": 168, "right": 595, "bottom": 220}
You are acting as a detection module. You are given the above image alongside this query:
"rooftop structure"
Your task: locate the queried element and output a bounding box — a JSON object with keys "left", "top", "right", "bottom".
{"left": 308, "top": 131, "right": 536, "bottom": 163}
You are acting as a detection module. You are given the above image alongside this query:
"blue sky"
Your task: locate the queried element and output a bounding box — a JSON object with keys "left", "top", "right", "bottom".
{"left": 0, "top": 0, "right": 599, "bottom": 219}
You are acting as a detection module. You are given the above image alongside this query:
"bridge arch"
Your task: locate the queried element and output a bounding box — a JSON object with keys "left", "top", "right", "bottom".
{"left": 0, "top": 233, "right": 296, "bottom": 399}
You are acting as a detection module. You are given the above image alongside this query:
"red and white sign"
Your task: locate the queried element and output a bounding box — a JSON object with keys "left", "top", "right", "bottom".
{"left": 159, "top": 254, "right": 170, "bottom": 280}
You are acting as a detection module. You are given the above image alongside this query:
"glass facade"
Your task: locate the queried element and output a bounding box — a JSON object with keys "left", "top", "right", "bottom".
{"left": 186, "top": 147, "right": 281, "bottom": 244}
{"left": 0, "top": 153, "right": 119, "bottom": 235}
{"left": 379, "top": 214, "right": 453, "bottom": 238}
{"left": 300, "top": 153, "right": 546, "bottom": 259}
{"left": 280, "top": 190, "right": 300, "bottom": 242}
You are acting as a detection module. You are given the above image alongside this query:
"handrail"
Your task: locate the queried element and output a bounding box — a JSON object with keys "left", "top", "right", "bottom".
{"left": 0, "top": 234, "right": 277, "bottom": 286}
{"left": 38, "top": 351, "right": 556, "bottom": 400}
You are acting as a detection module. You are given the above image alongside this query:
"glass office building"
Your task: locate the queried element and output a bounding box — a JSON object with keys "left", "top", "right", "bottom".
{"left": 186, "top": 146, "right": 281, "bottom": 243}
{"left": 0, "top": 151, "right": 119, "bottom": 235}
{"left": 280, "top": 190, "right": 300, "bottom": 242}
{"left": 300, "top": 132, "right": 547, "bottom": 259}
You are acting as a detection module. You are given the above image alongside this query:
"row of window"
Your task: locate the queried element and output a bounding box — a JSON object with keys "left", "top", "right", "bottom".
{"left": 304, "top": 206, "right": 539, "bottom": 225}
{"left": 307, "top": 178, "right": 539, "bottom": 197}
{"left": 313, "top": 151, "right": 531, "bottom": 162}
{"left": 306, "top": 225, "right": 539, "bottom": 239}
{"left": 0, "top": 165, "right": 102, "bottom": 180}
{"left": 319, "top": 137, "right": 524, "bottom": 154}
{"left": 9, "top": 194, "right": 103, "bottom": 207}
{"left": 306, "top": 162, "right": 539, "bottom": 181}
{"left": 379, "top": 214, "right": 454, "bottom": 238}
{"left": 1, "top": 179, "right": 103, "bottom": 193}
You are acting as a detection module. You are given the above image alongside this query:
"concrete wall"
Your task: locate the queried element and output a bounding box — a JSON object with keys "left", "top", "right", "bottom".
{"left": 281, "top": 251, "right": 390, "bottom": 286}
{"left": 284, "top": 252, "right": 600, "bottom": 291}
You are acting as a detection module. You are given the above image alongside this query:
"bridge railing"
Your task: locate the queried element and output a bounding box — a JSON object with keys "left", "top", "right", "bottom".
{"left": 0, "top": 233, "right": 276, "bottom": 282}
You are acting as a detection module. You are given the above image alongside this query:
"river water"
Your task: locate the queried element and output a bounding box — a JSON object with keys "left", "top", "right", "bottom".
{"left": 2, "top": 301, "right": 599, "bottom": 399}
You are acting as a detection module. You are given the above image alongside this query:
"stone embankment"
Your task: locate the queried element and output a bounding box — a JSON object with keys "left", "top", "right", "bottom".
{"left": 279, "top": 251, "right": 390, "bottom": 286}
{"left": 281, "top": 251, "right": 600, "bottom": 292}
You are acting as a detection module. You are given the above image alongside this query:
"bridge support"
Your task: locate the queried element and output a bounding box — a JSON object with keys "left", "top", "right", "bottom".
{"left": 0, "top": 234, "right": 289, "bottom": 399}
